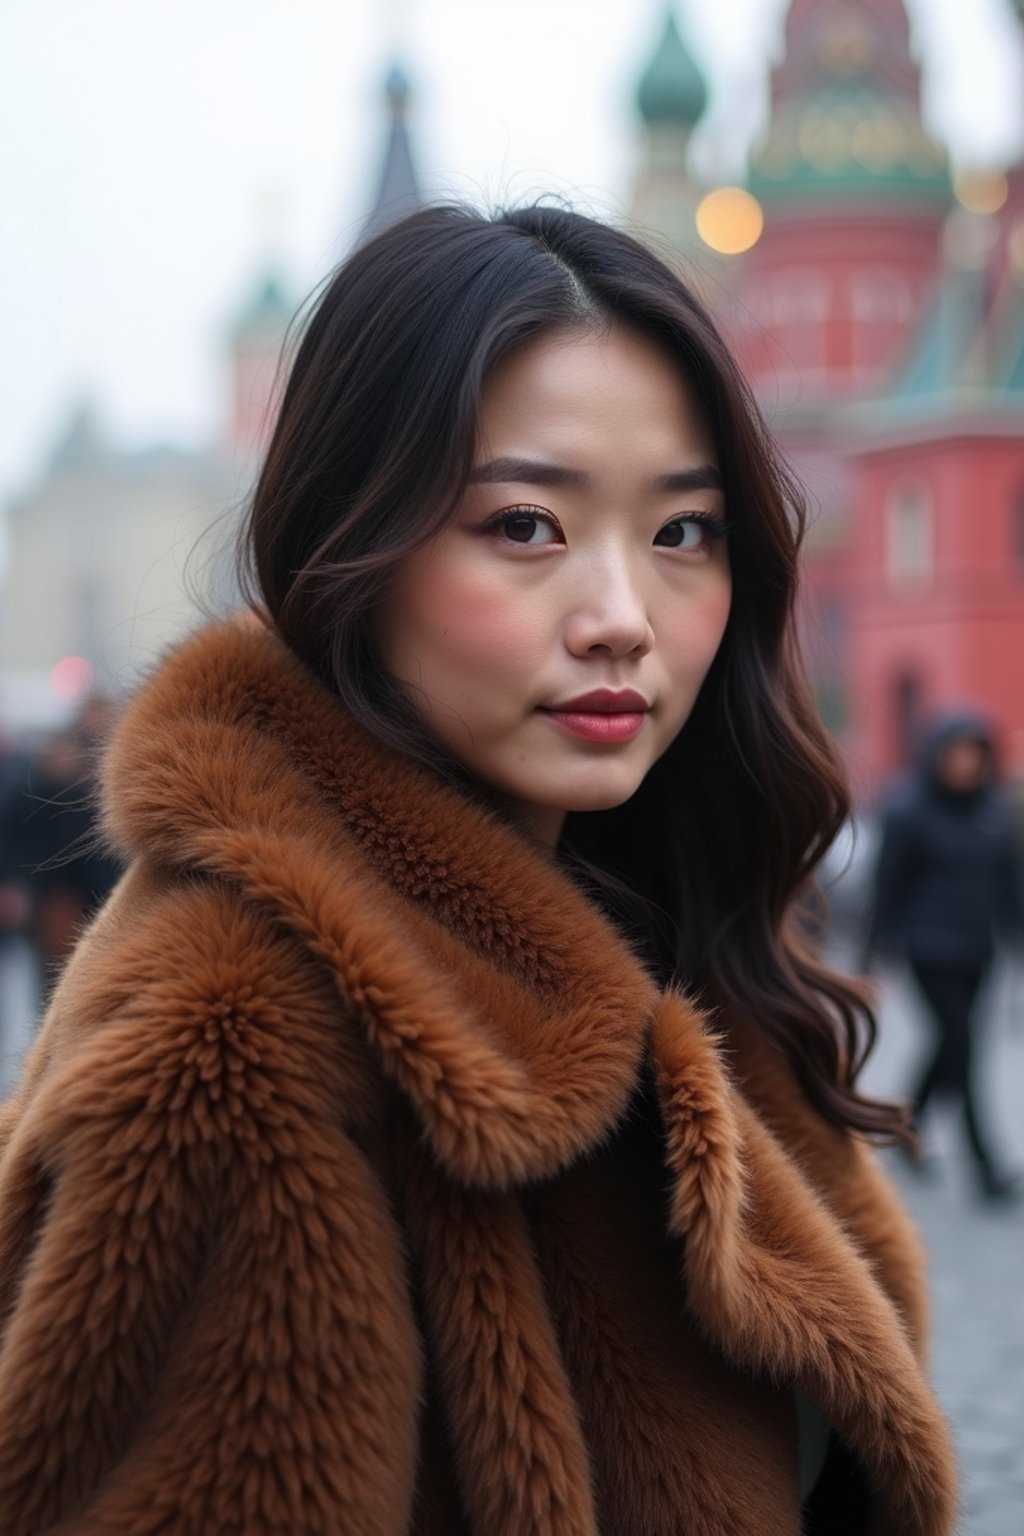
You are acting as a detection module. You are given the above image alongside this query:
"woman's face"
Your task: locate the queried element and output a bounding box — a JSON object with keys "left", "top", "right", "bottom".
{"left": 379, "top": 323, "right": 733, "bottom": 844}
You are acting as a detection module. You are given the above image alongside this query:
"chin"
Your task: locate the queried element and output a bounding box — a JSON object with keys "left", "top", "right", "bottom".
{"left": 567, "top": 792, "right": 640, "bottom": 814}
{"left": 538, "top": 774, "right": 646, "bottom": 816}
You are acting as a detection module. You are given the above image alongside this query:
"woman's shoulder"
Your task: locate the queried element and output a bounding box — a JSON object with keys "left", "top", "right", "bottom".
{"left": 1, "top": 858, "right": 380, "bottom": 1167}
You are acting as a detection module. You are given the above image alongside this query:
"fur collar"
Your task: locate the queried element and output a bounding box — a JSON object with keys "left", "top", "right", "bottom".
{"left": 103, "top": 611, "right": 660, "bottom": 1187}
{"left": 102, "top": 612, "right": 956, "bottom": 1534}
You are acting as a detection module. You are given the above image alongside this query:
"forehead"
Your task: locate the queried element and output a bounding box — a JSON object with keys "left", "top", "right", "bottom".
{"left": 474, "top": 324, "right": 717, "bottom": 467}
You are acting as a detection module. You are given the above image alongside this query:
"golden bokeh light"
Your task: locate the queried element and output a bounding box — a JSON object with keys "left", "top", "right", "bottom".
{"left": 953, "top": 169, "right": 1009, "bottom": 216}
{"left": 695, "top": 188, "right": 765, "bottom": 256}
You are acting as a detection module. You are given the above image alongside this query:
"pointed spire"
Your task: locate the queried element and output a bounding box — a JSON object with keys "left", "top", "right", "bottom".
{"left": 889, "top": 210, "right": 999, "bottom": 399}
{"left": 1001, "top": 313, "right": 1024, "bottom": 393}
{"left": 636, "top": 8, "right": 708, "bottom": 131}
{"left": 361, "top": 62, "right": 424, "bottom": 243}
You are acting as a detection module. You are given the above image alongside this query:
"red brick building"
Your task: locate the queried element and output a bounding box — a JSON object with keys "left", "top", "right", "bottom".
{"left": 639, "top": 0, "right": 1024, "bottom": 797}
{"left": 730, "top": 0, "right": 1024, "bottom": 796}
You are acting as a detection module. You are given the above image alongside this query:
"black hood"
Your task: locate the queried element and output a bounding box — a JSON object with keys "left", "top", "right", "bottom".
{"left": 915, "top": 708, "right": 997, "bottom": 788}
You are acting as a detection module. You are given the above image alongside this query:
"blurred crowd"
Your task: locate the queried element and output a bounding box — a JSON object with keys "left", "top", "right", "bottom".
{"left": 0, "top": 696, "right": 122, "bottom": 1015}
{"left": 1, "top": 695, "right": 1021, "bottom": 1209}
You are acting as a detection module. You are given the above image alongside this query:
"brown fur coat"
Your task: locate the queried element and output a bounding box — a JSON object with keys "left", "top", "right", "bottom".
{"left": 0, "top": 615, "right": 956, "bottom": 1535}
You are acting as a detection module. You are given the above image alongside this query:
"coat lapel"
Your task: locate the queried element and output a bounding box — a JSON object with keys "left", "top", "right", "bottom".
{"left": 653, "top": 993, "right": 956, "bottom": 1535}
{"left": 399, "top": 1138, "right": 599, "bottom": 1536}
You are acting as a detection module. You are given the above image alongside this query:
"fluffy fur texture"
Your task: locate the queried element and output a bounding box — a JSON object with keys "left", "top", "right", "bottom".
{"left": 0, "top": 615, "right": 957, "bottom": 1534}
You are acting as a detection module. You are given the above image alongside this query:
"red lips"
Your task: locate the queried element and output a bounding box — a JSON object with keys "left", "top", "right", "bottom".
{"left": 539, "top": 689, "right": 650, "bottom": 744}
{"left": 545, "top": 688, "right": 649, "bottom": 714}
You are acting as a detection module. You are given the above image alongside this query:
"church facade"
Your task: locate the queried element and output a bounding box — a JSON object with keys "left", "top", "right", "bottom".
{"left": 633, "top": 0, "right": 1024, "bottom": 795}
{"left": 4, "top": 0, "right": 1022, "bottom": 798}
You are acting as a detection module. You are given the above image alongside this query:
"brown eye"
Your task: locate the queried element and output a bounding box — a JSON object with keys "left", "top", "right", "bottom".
{"left": 484, "top": 507, "right": 563, "bottom": 546}
{"left": 655, "top": 519, "right": 705, "bottom": 550}
{"left": 654, "top": 514, "right": 730, "bottom": 550}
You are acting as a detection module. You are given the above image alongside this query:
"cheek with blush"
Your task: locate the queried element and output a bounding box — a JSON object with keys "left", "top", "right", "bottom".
{"left": 665, "top": 584, "right": 731, "bottom": 653}
{"left": 657, "top": 584, "right": 731, "bottom": 707}
{"left": 386, "top": 550, "right": 549, "bottom": 705}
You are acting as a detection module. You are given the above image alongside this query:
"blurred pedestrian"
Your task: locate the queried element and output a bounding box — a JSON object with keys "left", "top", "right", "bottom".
{"left": 0, "top": 733, "right": 33, "bottom": 1048}
{"left": 864, "top": 710, "right": 1024, "bottom": 1201}
{"left": 0, "top": 695, "right": 121, "bottom": 1006}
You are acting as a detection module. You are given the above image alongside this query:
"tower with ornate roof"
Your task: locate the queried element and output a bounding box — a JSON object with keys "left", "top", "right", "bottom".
{"left": 830, "top": 0, "right": 1024, "bottom": 784}
{"left": 228, "top": 273, "right": 294, "bottom": 466}
{"left": 628, "top": 7, "right": 710, "bottom": 271}
{"left": 645, "top": 0, "right": 1024, "bottom": 787}
{"left": 733, "top": 0, "right": 950, "bottom": 406}
{"left": 226, "top": 60, "right": 425, "bottom": 473}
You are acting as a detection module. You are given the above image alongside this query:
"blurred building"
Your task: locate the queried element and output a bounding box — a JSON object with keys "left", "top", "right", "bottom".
{"left": 631, "top": 0, "right": 1024, "bottom": 796}
{"left": 0, "top": 270, "right": 285, "bottom": 701}
{"left": 0, "top": 401, "right": 234, "bottom": 700}
{"left": 5, "top": 4, "right": 1021, "bottom": 791}
{"left": 0, "top": 65, "right": 422, "bottom": 709}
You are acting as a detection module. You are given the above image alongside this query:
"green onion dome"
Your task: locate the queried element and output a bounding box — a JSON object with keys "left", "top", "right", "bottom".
{"left": 637, "top": 11, "right": 708, "bottom": 129}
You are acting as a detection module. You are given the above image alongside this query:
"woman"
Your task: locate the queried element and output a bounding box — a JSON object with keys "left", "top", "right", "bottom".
{"left": 0, "top": 204, "right": 955, "bottom": 1534}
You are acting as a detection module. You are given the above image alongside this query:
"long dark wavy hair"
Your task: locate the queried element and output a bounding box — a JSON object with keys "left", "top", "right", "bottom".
{"left": 238, "top": 200, "right": 907, "bottom": 1145}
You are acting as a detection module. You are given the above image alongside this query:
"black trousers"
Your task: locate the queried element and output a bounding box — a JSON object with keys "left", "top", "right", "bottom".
{"left": 908, "top": 961, "right": 998, "bottom": 1176}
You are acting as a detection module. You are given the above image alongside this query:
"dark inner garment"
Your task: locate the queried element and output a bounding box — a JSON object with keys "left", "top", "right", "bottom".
{"left": 406, "top": 1064, "right": 872, "bottom": 1533}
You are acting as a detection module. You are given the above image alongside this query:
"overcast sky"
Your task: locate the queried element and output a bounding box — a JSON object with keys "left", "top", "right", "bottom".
{"left": 1, "top": 0, "right": 1021, "bottom": 515}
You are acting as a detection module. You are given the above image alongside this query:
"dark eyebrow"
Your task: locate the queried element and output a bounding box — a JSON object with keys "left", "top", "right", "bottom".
{"left": 654, "top": 465, "right": 723, "bottom": 494}
{"left": 468, "top": 456, "right": 587, "bottom": 487}
{"left": 468, "top": 456, "right": 724, "bottom": 495}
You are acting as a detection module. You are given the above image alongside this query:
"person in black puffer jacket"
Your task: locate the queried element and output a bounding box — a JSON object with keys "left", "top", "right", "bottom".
{"left": 865, "top": 710, "right": 1024, "bottom": 1200}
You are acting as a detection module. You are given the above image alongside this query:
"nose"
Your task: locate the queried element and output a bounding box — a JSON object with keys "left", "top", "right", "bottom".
{"left": 563, "top": 560, "right": 654, "bottom": 659}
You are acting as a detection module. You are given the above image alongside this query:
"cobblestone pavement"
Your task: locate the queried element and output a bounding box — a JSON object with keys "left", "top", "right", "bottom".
{"left": 845, "top": 949, "right": 1024, "bottom": 1536}
{"left": 3, "top": 940, "right": 1022, "bottom": 1530}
